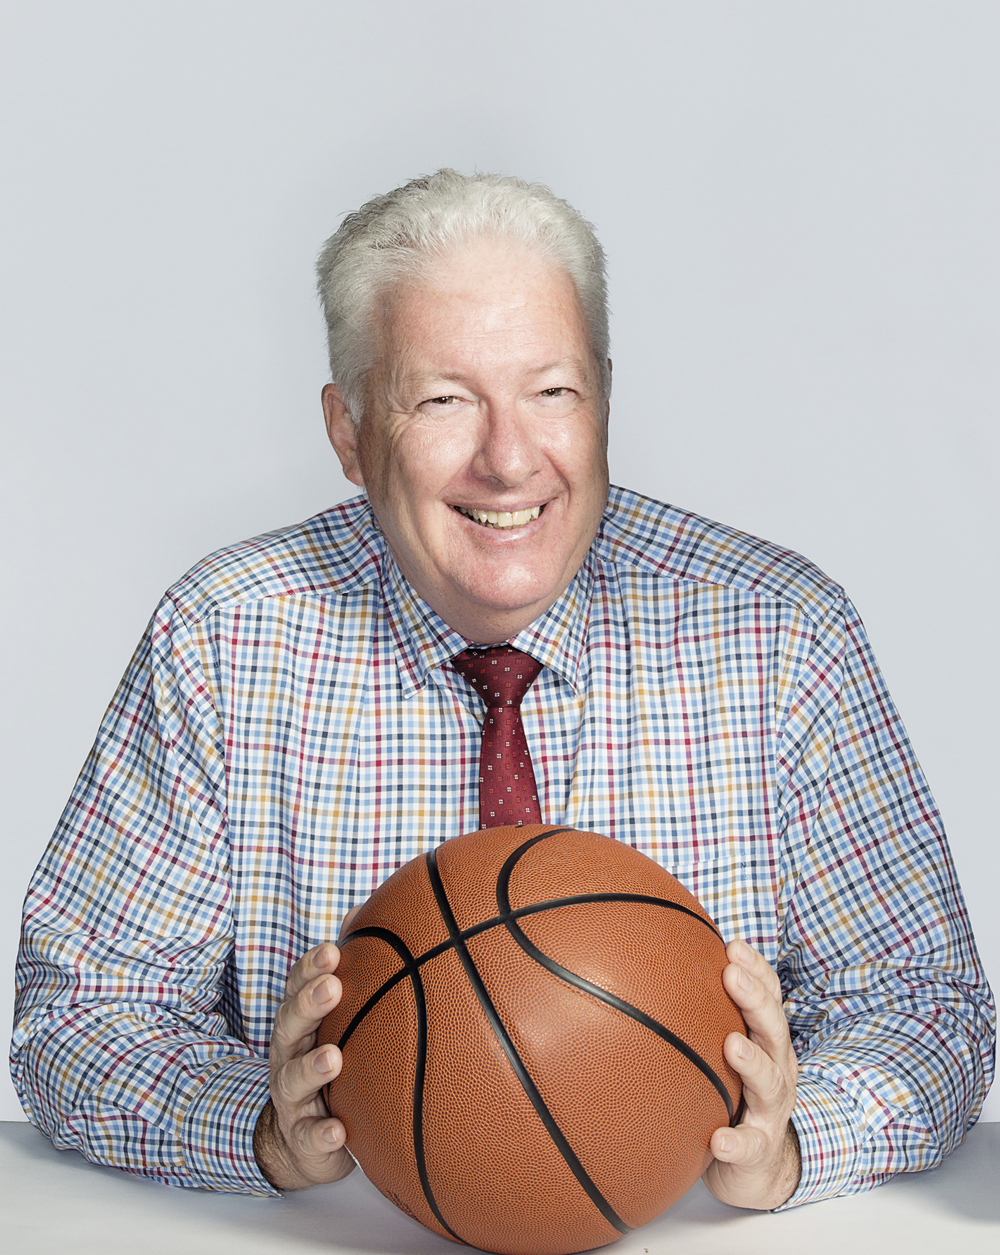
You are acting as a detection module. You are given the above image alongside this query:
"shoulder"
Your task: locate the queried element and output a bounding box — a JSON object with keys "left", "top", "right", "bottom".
{"left": 597, "top": 485, "right": 846, "bottom": 627}
{"left": 164, "top": 495, "right": 383, "bottom": 625}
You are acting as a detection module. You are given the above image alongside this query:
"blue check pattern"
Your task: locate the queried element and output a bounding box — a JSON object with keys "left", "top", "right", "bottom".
{"left": 12, "top": 486, "right": 994, "bottom": 1206}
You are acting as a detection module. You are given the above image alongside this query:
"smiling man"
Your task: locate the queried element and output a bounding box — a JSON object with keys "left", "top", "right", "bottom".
{"left": 14, "top": 171, "right": 994, "bottom": 1219}
{"left": 322, "top": 239, "right": 609, "bottom": 645}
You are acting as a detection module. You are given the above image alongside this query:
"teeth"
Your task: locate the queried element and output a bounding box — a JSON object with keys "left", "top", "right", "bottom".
{"left": 456, "top": 505, "right": 541, "bottom": 528}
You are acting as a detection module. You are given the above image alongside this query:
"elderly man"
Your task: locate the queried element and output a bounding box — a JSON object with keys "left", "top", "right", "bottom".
{"left": 13, "top": 171, "right": 994, "bottom": 1221}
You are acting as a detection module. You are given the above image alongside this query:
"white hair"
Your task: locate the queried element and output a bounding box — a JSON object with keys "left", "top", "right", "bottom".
{"left": 316, "top": 169, "right": 611, "bottom": 418}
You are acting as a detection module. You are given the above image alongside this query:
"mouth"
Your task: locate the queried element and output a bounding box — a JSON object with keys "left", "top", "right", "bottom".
{"left": 452, "top": 504, "right": 543, "bottom": 529}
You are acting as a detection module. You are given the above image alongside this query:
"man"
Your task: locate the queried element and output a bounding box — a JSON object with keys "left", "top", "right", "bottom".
{"left": 13, "top": 171, "right": 994, "bottom": 1218}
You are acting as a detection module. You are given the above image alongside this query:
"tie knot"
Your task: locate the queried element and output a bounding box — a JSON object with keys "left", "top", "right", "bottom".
{"left": 452, "top": 645, "right": 542, "bottom": 710}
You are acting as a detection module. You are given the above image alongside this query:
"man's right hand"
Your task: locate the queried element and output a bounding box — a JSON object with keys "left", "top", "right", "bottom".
{"left": 253, "top": 942, "right": 355, "bottom": 1189}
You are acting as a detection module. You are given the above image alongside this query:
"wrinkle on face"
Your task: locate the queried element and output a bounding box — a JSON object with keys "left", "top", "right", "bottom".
{"left": 336, "top": 241, "right": 609, "bottom": 642}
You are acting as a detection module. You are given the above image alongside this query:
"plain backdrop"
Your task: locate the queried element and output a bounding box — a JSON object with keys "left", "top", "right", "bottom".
{"left": 2, "top": 1, "right": 997, "bottom": 1126}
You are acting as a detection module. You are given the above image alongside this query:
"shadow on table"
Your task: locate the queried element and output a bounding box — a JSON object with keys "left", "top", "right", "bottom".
{"left": 7, "top": 1122, "right": 450, "bottom": 1253}
{"left": 8, "top": 1121, "right": 998, "bottom": 1249}
{"left": 882, "top": 1122, "right": 1000, "bottom": 1224}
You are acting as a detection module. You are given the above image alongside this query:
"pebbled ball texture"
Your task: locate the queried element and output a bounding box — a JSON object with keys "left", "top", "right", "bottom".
{"left": 318, "top": 824, "right": 745, "bottom": 1255}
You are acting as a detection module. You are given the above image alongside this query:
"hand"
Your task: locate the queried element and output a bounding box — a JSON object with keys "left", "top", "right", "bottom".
{"left": 253, "top": 940, "right": 355, "bottom": 1190}
{"left": 702, "top": 939, "right": 801, "bottom": 1210}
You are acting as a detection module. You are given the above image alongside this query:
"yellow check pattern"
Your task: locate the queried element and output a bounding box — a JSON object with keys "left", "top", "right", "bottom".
{"left": 12, "top": 487, "right": 994, "bottom": 1205}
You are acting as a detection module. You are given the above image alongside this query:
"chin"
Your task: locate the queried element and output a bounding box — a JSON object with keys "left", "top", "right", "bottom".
{"left": 460, "top": 569, "right": 566, "bottom": 616}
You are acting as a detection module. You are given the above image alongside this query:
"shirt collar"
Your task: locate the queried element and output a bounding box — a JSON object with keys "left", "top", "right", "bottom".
{"left": 508, "top": 556, "right": 593, "bottom": 695}
{"left": 380, "top": 544, "right": 595, "bottom": 699}
{"left": 381, "top": 554, "right": 468, "bottom": 699}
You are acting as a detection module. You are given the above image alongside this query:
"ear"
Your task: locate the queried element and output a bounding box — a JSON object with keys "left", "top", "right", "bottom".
{"left": 605, "top": 357, "right": 613, "bottom": 425}
{"left": 323, "top": 383, "right": 365, "bottom": 486}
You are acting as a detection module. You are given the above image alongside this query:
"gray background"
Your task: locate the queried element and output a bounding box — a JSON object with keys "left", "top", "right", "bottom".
{"left": 2, "top": 1, "right": 997, "bottom": 1124}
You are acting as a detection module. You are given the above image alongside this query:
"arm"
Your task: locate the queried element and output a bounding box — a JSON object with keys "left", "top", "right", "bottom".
{"left": 711, "top": 595, "right": 994, "bottom": 1208}
{"left": 12, "top": 597, "right": 274, "bottom": 1192}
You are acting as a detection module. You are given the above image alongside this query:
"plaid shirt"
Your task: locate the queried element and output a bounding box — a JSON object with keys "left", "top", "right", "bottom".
{"left": 12, "top": 486, "right": 994, "bottom": 1206}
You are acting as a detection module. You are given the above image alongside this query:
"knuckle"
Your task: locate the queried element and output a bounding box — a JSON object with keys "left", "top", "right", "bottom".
{"left": 270, "top": 1062, "right": 298, "bottom": 1109}
{"left": 269, "top": 1007, "right": 296, "bottom": 1051}
{"left": 762, "top": 1071, "right": 786, "bottom": 1106}
{"left": 284, "top": 952, "right": 311, "bottom": 988}
{"left": 284, "top": 944, "right": 334, "bottom": 994}
{"left": 296, "top": 981, "right": 320, "bottom": 1015}
{"left": 274, "top": 1053, "right": 318, "bottom": 1106}
{"left": 751, "top": 1129, "right": 774, "bottom": 1164}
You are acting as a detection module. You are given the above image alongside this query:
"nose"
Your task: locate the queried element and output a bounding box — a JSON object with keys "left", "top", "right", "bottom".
{"left": 470, "top": 400, "right": 544, "bottom": 489}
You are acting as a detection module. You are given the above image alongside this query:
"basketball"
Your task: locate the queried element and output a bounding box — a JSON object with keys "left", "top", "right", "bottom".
{"left": 318, "top": 824, "right": 745, "bottom": 1255}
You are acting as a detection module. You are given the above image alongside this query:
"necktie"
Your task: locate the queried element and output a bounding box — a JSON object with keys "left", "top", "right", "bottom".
{"left": 452, "top": 645, "right": 543, "bottom": 829}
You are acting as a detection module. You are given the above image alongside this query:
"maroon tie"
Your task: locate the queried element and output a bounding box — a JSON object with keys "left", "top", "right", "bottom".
{"left": 452, "top": 645, "right": 543, "bottom": 829}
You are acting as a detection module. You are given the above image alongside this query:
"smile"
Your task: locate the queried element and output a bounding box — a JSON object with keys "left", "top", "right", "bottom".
{"left": 453, "top": 505, "right": 543, "bottom": 529}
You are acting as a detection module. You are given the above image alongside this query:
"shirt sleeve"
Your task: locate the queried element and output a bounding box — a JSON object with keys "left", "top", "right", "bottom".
{"left": 11, "top": 596, "right": 278, "bottom": 1194}
{"left": 772, "top": 596, "right": 995, "bottom": 1206}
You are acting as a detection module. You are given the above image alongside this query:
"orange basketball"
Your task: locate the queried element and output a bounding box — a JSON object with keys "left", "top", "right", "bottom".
{"left": 318, "top": 824, "right": 745, "bottom": 1255}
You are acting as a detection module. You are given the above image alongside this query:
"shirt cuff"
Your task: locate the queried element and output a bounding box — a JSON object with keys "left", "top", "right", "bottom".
{"left": 776, "top": 1074, "right": 866, "bottom": 1208}
{"left": 179, "top": 1055, "right": 278, "bottom": 1195}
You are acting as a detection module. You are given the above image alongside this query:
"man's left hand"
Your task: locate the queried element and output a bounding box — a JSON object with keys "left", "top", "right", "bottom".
{"left": 702, "top": 939, "right": 801, "bottom": 1210}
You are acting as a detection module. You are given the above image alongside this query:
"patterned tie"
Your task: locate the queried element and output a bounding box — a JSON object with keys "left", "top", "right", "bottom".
{"left": 452, "top": 645, "right": 544, "bottom": 829}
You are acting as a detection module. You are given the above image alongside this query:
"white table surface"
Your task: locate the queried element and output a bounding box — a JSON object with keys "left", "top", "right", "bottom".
{"left": 3, "top": 1120, "right": 998, "bottom": 1255}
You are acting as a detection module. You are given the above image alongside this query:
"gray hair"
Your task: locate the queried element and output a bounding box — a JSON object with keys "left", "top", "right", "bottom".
{"left": 316, "top": 169, "right": 611, "bottom": 418}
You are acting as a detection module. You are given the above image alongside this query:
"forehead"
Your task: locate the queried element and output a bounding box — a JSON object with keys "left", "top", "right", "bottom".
{"left": 377, "top": 241, "right": 590, "bottom": 378}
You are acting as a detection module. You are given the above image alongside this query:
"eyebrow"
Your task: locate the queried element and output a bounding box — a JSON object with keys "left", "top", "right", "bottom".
{"left": 399, "top": 359, "right": 592, "bottom": 391}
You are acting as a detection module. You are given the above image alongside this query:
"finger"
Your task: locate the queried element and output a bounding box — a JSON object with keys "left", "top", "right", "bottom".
{"left": 709, "top": 1120, "right": 771, "bottom": 1167}
{"left": 304, "top": 1114, "right": 349, "bottom": 1157}
{"left": 723, "top": 1031, "right": 791, "bottom": 1123}
{"left": 284, "top": 1111, "right": 355, "bottom": 1186}
{"left": 271, "top": 973, "right": 343, "bottom": 1066}
{"left": 272, "top": 1042, "right": 344, "bottom": 1111}
{"left": 722, "top": 962, "right": 789, "bottom": 1058}
{"left": 727, "top": 939, "right": 781, "bottom": 1000}
{"left": 284, "top": 943, "right": 341, "bottom": 1000}
{"left": 338, "top": 904, "right": 363, "bottom": 942}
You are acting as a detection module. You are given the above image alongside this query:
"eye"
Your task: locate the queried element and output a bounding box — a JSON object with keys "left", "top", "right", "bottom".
{"left": 539, "top": 387, "right": 572, "bottom": 398}
{"left": 415, "top": 392, "right": 472, "bottom": 416}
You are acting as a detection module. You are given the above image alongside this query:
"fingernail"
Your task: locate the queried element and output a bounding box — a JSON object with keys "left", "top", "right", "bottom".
{"left": 738, "top": 967, "right": 753, "bottom": 992}
{"left": 314, "top": 945, "right": 330, "bottom": 968}
{"left": 736, "top": 1035, "right": 753, "bottom": 1060}
{"left": 322, "top": 1125, "right": 341, "bottom": 1145}
{"left": 312, "top": 977, "right": 333, "bottom": 1004}
{"left": 314, "top": 1048, "right": 336, "bottom": 1075}
{"left": 717, "top": 1134, "right": 733, "bottom": 1154}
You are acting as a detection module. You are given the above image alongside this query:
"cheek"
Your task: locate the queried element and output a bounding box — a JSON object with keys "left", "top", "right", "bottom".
{"left": 549, "top": 422, "right": 608, "bottom": 490}
{"left": 396, "top": 425, "right": 475, "bottom": 500}
{"left": 357, "top": 421, "right": 431, "bottom": 502}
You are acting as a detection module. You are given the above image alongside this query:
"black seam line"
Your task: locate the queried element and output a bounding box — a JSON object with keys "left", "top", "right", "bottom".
{"left": 331, "top": 925, "right": 460, "bottom": 1244}
{"left": 341, "top": 891, "right": 718, "bottom": 1047}
{"left": 338, "top": 871, "right": 722, "bottom": 1050}
{"left": 492, "top": 831, "right": 720, "bottom": 937}
{"left": 497, "top": 839, "right": 735, "bottom": 1121}
{"left": 425, "top": 846, "right": 630, "bottom": 1238}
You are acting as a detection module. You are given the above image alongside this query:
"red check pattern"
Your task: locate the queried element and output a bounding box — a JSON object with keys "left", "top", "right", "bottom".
{"left": 11, "top": 486, "right": 994, "bottom": 1209}
{"left": 451, "top": 646, "right": 543, "bottom": 828}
